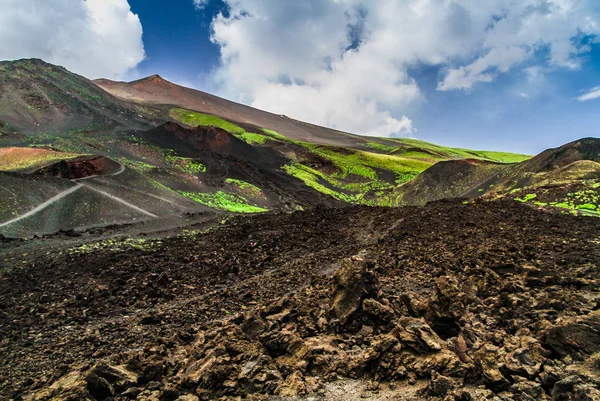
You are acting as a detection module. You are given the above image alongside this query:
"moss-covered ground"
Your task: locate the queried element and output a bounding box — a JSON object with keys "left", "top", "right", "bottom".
{"left": 511, "top": 186, "right": 600, "bottom": 217}
{"left": 179, "top": 191, "right": 268, "bottom": 213}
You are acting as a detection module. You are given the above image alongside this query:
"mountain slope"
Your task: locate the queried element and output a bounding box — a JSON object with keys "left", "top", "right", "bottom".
{"left": 94, "top": 75, "right": 531, "bottom": 165}
{"left": 0, "top": 59, "right": 540, "bottom": 236}
{"left": 394, "top": 137, "right": 600, "bottom": 214}
{"left": 95, "top": 74, "right": 366, "bottom": 148}
{"left": 0, "top": 59, "right": 155, "bottom": 136}
{"left": 395, "top": 159, "right": 512, "bottom": 206}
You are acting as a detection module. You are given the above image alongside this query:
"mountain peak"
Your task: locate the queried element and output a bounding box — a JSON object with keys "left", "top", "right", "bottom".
{"left": 135, "top": 74, "right": 172, "bottom": 85}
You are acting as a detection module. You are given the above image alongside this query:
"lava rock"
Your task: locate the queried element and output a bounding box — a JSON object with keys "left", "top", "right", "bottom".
{"left": 545, "top": 311, "right": 600, "bottom": 359}
{"left": 329, "top": 258, "right": 378, "bottom": 325}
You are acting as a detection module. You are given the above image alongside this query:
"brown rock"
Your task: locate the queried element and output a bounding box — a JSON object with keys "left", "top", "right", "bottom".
{"left": 395, "top": 317, "right": 445, "bottom": 353}
{"left": 473, "top": 344, "right": 510, "bottom": 392}
{"left": 501, "top": 336, "right": 547, "bottom": 378}
{"left": 28, "top": 371, "right": 91, "bottom": 401}
{"left": 241, "top": 312, "right": 266, "bottom": 341}
{"left": 329, "top": 258, "right": 378, "bottom": 325}
{"left": 427, "top": 373, "right": 455, "bottom": 396}
{"left": 88, "top": 362, "right": 139, "bottom": 393}
{"left": 545, "top": 311, "right": 600, "bottom": 360}
{"left": 362, "top": 298, "right": 395, "bottom": 323}
{"left": 275, "top": 371, "right": 306, "bottom": 397}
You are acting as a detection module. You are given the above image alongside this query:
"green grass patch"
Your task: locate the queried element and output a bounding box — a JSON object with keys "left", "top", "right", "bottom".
{"left": 170, "top": 108, "right": 246, "bottom": 135}
{"left": 236, "top": 132, "right": 270, "bottom": 145}
{"left": 364, "top": 142, "right": 398, "bottom": 153}
{"left": 386, "top": 137, "right": 530, "bottom": 164}
{"left": 515, "top": 193, "right": 537, "bottom": 202}
{"left": 117, "top": 158, "right": 156, "bottom": 173}
{"left": 179, "top": 191, "right": 268, "bottom": 213}
{"left": 283, "top": 162, "right": 360, "bottom": 203}
{"left": 225, "top": 178, "right": 262, "bottom": 197}
{"left": 165, "top": 155, "right": 206, "bottom": 175}
{"left": 170, "top": 108, "right": 275, "bottom": 146}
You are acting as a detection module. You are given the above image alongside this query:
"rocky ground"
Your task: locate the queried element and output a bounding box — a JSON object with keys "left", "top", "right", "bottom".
{"left": 1, "top": 200, "right": 600, "bottom": 400}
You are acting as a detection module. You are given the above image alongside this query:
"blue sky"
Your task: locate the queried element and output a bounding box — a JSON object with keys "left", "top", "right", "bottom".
{"left": 126, "top": 0, "right": 227, "bottom": 88}
{"left": 1, "top": 0, "right": 599, "bottom": 154}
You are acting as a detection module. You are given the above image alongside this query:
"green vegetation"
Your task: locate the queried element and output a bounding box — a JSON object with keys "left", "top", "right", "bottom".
{"left": 283, "top": 162, "right": 361, "bottom": 203}
{"left": 118, "top": 158, "right": 156, "bottom": 173}
{"left": 170, "top": 108, "right": 278, "bottom": 145}
{"left": 386, "top": 137, "right": 531, "bottom": 164}
{"left": 169, "top": 107, "right": 529, "bottom": 207}
{"left": 165, "top": 155, "right": 206, "bottom": 175}
{"left": 179, "top": 191, "right": 268, "bottom": 213}
{"left": 364, "top": 142, "right": 398, "bottom": 153}
{"left": 225, "top": 178, "right": 262, "bottom": 197}
{"left": 515, "top": 193, "right": 537, "bottom": 202}
{"left": 512, "top": 188, "right": 600, "bottom": 217}
{"left": 236, "top": 132, "right": 270, "bottom": 145}
{"left": 170, "top": 108, "right": 246, "bottom": 135}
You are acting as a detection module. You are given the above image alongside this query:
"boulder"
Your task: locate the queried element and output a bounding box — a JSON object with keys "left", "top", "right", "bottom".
{"left": 329, "top": 258, "right": 378, "bottom": 325}
{"left": 545, "top": 311, "right": 600, "bottom": 359}
{"left": 275, "top": 371, "right": 306, "bottom": 397}
{"left": 473, "top": 344, "right": 510, "bottom": 392}
{"left": 88, "top": 362, "right": 139, "bottom": 393}
{"left": 426, "top": 373, "right": 455, "bottom": 396}
{"left": 362, "top": 298, "right": 396, "bottom": 324}
{"left": 395, "top": 317, "right": 445, "bottom": 353}
{"left": 28, "top": 371, "right": 91, "bottom": 401}
{"left": 501, "top": 336, "right": 547, "bottom": 378}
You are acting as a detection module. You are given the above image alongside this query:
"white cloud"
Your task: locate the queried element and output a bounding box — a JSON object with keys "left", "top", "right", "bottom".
{"left": 576, "top": 86, "right": 600, "bottom": 101}
{"left": 0, "top": 0, "right": 145, "bottom": 79}
{"left": 438, "top": 46, "right": 528, "bottom": 91}
{"left": 193, "top": 0, "right": 209, "bottom": 10}
{"left": 210, "top": 0, "right": 600, "bottom": 137}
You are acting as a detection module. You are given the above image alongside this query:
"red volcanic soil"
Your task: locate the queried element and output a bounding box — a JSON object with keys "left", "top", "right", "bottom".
{"left": 140, "top": 122, "right": 286, "bottom": 168}
{"left": 34, "top": 156, "right": 122, "bottom": 179}
{"left": 94, "top": 75, "right": 365, "bottom": 148}
{"left": 0, "top": 148, "right": 77, "bottom": 171}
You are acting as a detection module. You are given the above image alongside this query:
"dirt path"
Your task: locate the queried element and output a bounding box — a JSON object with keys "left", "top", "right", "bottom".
{"left": 0, "top": 184, "right": 82, "bottom": 228}
{"left": 0, "top": 161, "right": 159, "bottom": 228}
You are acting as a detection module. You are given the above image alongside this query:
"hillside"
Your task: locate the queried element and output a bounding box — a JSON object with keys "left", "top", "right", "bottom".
{"left": 0, "top": 59, "right": 534, "bottom": 236}
{"left": 0, "top": 59, "right": 156, "bottom": 136}
{"left": 395, "top": 159, "right": 511, "bottom": 206}
{"left": 94, "top": 75, "right": 530, "bottom": 163}
{"left": 395, "top": 137, "right": 600, "bottom": 215}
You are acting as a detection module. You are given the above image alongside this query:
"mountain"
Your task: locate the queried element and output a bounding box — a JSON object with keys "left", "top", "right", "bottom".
{"left": 395, "top": 137, "right": 600, "bottom": 216}
{"left": 3, "top": 58, "right": 587, "bottom": 238}
{"left": 95, "top": 74, "right": 367, "bottom": 148}
{"left": 0, "top": 59, "right": 155, "bottom": 136}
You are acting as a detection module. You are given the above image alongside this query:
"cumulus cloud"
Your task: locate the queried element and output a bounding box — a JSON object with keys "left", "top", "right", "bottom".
{"left": 0, "top": 0, "right": 145, "bottom": 79}
{"left": 210, "top": 0, "right": 599, "bottom": 137}
{"left": 576, "top": 86, "right": 600, "bottom": 101}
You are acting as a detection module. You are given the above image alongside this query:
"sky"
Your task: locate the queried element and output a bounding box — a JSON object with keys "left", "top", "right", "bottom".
{"left": 0, "top": 0, "right": 599, "bottom": 154}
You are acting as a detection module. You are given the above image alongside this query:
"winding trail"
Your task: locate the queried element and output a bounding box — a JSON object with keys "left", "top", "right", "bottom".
{"left": 0, "top": 185, "right": 83, "bottom": 229}
{"left": 79, "top": 183, "right": 158, "bottom": 218}
{"left": 0, "top": 161, "right": 158, "bottom": 229}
